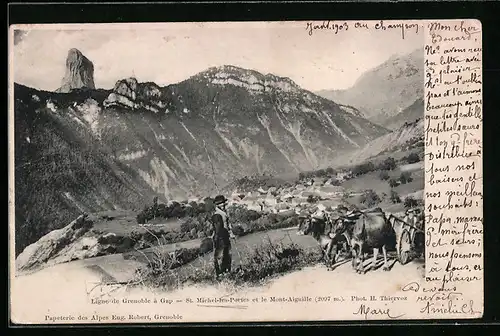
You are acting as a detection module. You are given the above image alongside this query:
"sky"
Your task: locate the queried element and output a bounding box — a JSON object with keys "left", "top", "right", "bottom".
{"left": 11, "top": 21, "right": 423, "bottom": 92}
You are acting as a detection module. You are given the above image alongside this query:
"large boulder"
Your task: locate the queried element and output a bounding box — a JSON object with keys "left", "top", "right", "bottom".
{"left": 57, "top": 48, "right": 95, "bottom": 93}
{"left": 15, "top": 214, "right": 95, "bottom": 272}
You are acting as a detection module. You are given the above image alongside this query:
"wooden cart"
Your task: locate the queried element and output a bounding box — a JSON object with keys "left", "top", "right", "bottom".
{"left": 389, "top": 209, "right": 425, "bottom": 265}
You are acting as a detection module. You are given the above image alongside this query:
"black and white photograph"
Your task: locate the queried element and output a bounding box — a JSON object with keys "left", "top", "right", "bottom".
{"left": 9, "top": 20, "right": 481, "bottom": 323}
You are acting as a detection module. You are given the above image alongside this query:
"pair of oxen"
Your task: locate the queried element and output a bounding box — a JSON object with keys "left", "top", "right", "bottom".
{"left": 297, "top": 207, "right": 424, "bottom": 274}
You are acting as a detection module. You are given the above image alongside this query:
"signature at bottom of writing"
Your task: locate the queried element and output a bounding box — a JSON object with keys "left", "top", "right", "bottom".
{"left": 353, "top": 304, "right": 405, "bottom": 320}
{"left": 420, "top": 299, "right": 481, "bottom": 315}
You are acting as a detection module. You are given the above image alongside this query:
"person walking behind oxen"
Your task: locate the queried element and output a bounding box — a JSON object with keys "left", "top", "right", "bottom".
{"left": 210, "top": 195, "right": 235, "bottom": 278}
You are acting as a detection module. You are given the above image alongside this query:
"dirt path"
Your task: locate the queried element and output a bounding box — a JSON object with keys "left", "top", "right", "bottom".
{"left": 11, "top": 251, "right": 425, "bottom": 323}
{"left": 15, "top": 226, "right": 312, "bottom": 285}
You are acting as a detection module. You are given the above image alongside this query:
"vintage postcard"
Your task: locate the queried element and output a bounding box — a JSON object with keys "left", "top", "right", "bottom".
{"left": 8, "top": 19, "right": 483, "bottom": 324}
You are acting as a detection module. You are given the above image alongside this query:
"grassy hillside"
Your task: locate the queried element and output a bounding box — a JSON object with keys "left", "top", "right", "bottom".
{"left": 14, "top": 84, "right": 157, "bottom": 255}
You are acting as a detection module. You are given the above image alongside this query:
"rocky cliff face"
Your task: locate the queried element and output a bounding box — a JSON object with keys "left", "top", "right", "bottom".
{"left": 57, "top": 48, "right": 95, "bottom": 93}
{"left": 94, "top": 65, "right": 389, "bottom": 198}
{"left": 103, "top": 78, "right": 167, "bottom": 113}
{"left": 316, "top": 48, "right": 424, "bottom": 127}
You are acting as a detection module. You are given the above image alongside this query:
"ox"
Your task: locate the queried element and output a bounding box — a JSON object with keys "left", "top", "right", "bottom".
{"left": 332, "top": 208, "right": 397, "bottom": 274}
{"left": 297, "top": 215, "right": 348, "bottom": 270}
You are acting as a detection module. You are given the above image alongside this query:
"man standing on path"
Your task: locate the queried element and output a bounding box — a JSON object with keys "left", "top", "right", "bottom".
{"left": 210, "top": 195, "right": 235, "bottom": 278}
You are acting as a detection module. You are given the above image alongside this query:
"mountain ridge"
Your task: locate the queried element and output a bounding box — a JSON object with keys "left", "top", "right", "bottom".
{"left": 316, "top": 47, "right": 424, "bottom": 127}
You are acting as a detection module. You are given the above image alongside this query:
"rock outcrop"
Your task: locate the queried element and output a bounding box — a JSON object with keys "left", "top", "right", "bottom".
{"left": 15, "top": 214, "right": 95, "bottom": 272}
{"left": 15, "top": 212, "right": 144, "bottom": 273}
{"left": 103, "top": 78, "right": 166, "bottom": 113}
{"left": 202, "top": 65, "right": 302, "bottom": 94}
{"left": 57, "top": 48, "right": 95, "bottom": 93}
{"left": 114, "top": 77, "right": 138, "bottom": 100}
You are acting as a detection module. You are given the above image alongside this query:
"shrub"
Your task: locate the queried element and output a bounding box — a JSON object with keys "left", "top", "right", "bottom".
{"left": 133, "top": 240, "right": 321, "bottom": 290}
{"left": 399, "top": 171, "right": 413, "bottom": 184}
{"left": 352, "top": 161, "right": 376, "bottom": 176}
{"left": 359, "top": 189, "right": 381, "bottom": 207}
{"left": 143, "top": 231, "right": 158, "bottom": 244}
{"left": 251, "top": 213, "right": 280, "bottom": 231}
{"left": 390, "top": 190, "right": 402, "bottom": 204}
{"left": 404, "top": 196, "right": 419, "bottom": 209}
{"left": 388, "top": 178, "right": 399, "bottom": 188}
{"left": 203, "top": 197, "right": 216, "bottom": 213}
{"left": 157, "top": 203, "right": 169, "bottom": 218}
{"left": 184, "top": 205, "right": 197, "bottom": 217}
{"left": 227, "top": 204, "right": 262, "bottom": 224}
{"left": 330, "top": 179, "right": 341, "bottom": 186}
{"left": 406, "top": 152, "right": 420, "bottom": 164}
{"left": 130, "top": 230, "right": 142, "bottom": 242}
{"left": 137, "top": 195, "right": 210, "bottom": 224}
{"left": 116, "top": 237, "right": 135, "bottom": 253}
{"left": 231, "top": 225, "right": 245, "bottom": 236}
{"left": 253, "top": 216, "right": 270, "bottom": 230}
{"left": 189, "top": 201, "right": 198, "bottom": 208}
{"left": 307, "top": 195, "right": 319, "bottom": 203}
{"left": 315, "top": 169, "right": 327, "bottom": 178}
{"left": 180, "top": 217, "right": 198, "bottom": 233}
{"left": 281, "top": 216, "right": 299, "bottom": 228}
{"left": 169, "top": 202, "right": 185, "bottom": 218}
{"left": 379, "top": 170, "right": 390, "bottom": 181}
{"left": 326, "top": 167, "right": 336, "bottom": 175}
{"left": 136, "top": 212, "right": 147, "bottom": 224}
{"left": 379, "top": 157, "right": 396, "bottom": 171}
{"left": 194, "top": 202, "right": 206, "bottom": 214}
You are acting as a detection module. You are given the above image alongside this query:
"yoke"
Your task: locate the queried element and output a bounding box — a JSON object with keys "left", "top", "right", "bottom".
{"left": 387, "top": 213, "right": 424, "bottom": 233}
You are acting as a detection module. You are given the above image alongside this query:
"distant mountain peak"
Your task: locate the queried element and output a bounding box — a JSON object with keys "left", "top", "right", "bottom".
{"left": 57, "top": 48, "right": 95, "bottom": 93}
{"left": 316, "top": 48, "right": 424, "bottom": 125}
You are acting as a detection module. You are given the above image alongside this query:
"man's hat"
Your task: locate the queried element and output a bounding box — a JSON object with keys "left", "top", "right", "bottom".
{"left": 214, "top": 195, "right": 228, "bottom": 205}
